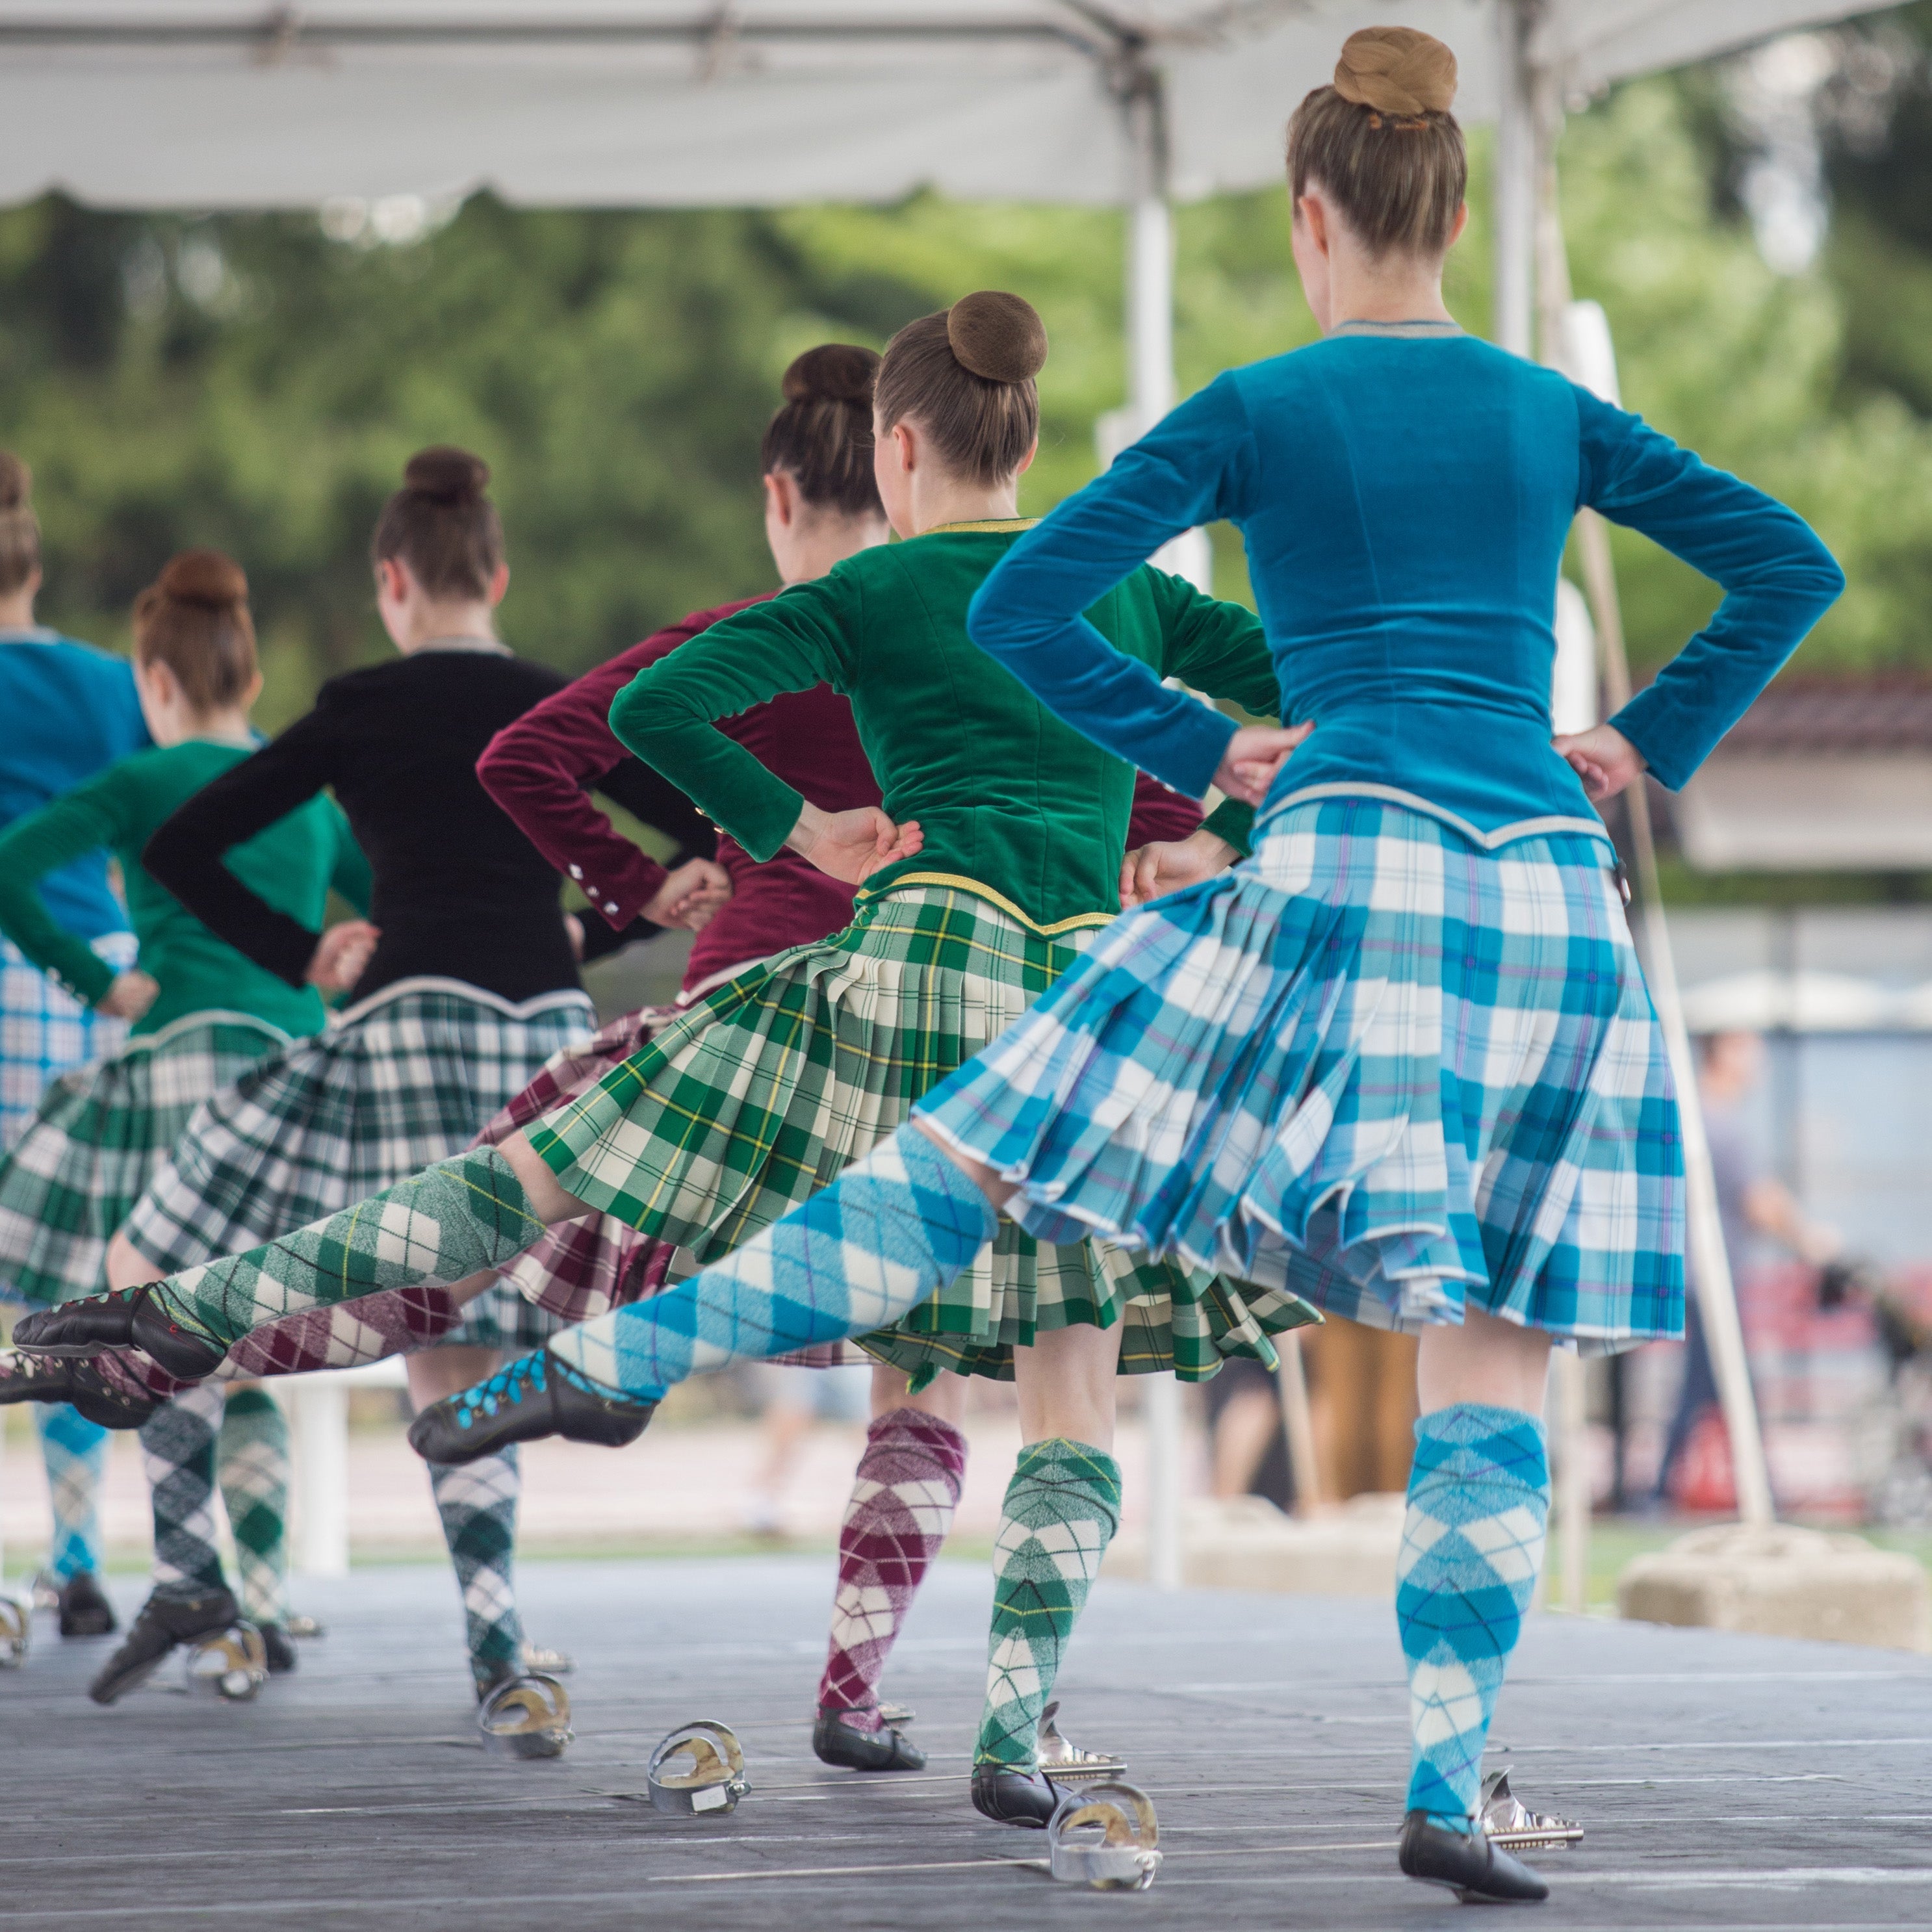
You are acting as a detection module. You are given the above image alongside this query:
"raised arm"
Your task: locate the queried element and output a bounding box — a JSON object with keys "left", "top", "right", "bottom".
{"left": 142, "top": 710, "right": 339, "bottom": 988}
{"left": 0, "top": 774, "right": 137, "bottom": 1009}
{"left": 1577, "top": 387, "right": 1844, "bottom": 789}
{"left": 608, "top": 576, "right": 858, "bottom": 864}
{"left": 477, "top": 608, "right": 736, "bottom": 934}
{"left": 968, "top": 373, "right": 1264, "bottom": 799}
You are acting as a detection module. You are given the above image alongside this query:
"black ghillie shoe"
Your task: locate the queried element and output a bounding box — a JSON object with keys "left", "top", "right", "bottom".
{"left": 814, "top": 1706, "right": 927, "bottom": 1771}
{"left": 0, "top": 1347, "right": 158, "bottom": 1430}
{"left": 88, "top": 1586, "right": 241, "bottom": 1706}
{"left": 971, "top": 1762, "right": 1065, "bottom": 1828}
{"left": 57, "top": 1570, "right": 117, "bottom": 1639}
{"left": 1399, "top": 1809, "right": 1550, "bottom": 1903}
{"left": 259, "top": 1623, "right": 299, "bottom": 1675}
{"left": 407, "top": 1349, "right": 655, "bottom": 1465}
{"left": 14, "top": 1285, "right": 225, "bottom": 1380}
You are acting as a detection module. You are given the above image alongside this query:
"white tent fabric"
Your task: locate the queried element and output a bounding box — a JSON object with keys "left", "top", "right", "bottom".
{"left": 0, "top": 1, "right": 1894, "bottom": 211}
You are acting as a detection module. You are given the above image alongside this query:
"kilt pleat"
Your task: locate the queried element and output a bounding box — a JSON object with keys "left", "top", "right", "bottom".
{"left": 1, "top": 930, "right": 137, "bottom": 1150}
{"left": 0, "top": 1010, "right": 289, "bottom": 1306}
{"left": 122, "top": 978, "right": 593, "bottom": 1355}
{"left": 914, "top": 798, "right": 1684, "bottom": 1354}
{"left": 526, "top": 888, "right": 1317, "bottom": 1382}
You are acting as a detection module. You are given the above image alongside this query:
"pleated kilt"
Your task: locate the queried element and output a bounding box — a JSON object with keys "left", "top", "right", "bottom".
{"left": 526, "top": 885, "right": 1318, "bottom": 1382}
{"left": 0, "top": 931, "right": 136, "bottom": 1151}
{"left": 0, "top": 1009, "right": 289, "bottom": 1306}
{"left": 914, "top": 798, "right": 1685, "bottom": 1356}
{"left": 122, "top": 977, "right": 594, "bottom": 1356}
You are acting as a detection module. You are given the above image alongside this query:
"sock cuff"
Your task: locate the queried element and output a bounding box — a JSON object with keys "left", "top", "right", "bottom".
{"left": 222, "top": 1385, "right": 281, "bottom": 1422}
{"left": 1411, "top": 1402, "right": 1549, "bottom": 1488}
{"left": 1009, "top": 1436, "right": 1124, "bottom": 1522}
{"left": 864, "top": 1405, "right": 970, "bottom": 1481}
{"left": 892, "top": 1125, "right": 998, "bottom": 1256}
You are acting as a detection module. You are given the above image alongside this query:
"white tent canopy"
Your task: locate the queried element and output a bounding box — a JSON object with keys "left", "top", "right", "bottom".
{"left": 0, "top": 1, "right": 1894, "bottom": 211}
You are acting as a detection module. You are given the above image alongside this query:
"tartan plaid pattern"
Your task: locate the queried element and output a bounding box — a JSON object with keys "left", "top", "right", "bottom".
{"left": 122, "top": 979, "right": 593, "bottom": 1276}
{"left": 527, "top": 887, "right": 1315, "bottom": 1382}
{"left": 474, "top": 1003, "right": 846, "bottom": 1361}
{"left": 1, "top": 931, "right": 136, "bottom": 1151}
{"left": 914, "top": 799, "right": 1685, "bottom": 1354}
{"left": 0, "top": 1012, "right": 289, "bottom": 1307}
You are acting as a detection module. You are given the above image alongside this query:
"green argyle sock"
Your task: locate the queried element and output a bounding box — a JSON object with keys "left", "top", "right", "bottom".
{"left": 217, "top": 1387, "right": 291, "bottom": 1627}
{"left": 153, "top": 1150, "right": 547, "bottom": 1350}
{"left": 140, "top": 1384, "right": 229, "bottom": 1601}
{"left": 974, "top": 1438, "right": 1122, "bottom": 1771}
{"left": 428, "top": 1450, "right": 526, "bottom": 1695}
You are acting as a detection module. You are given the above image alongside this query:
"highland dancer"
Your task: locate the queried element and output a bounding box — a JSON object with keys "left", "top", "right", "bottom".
{"left": 27, "top": 294, "right": 1313, "bottom": 1825}
{"left": 13, "top": 450, "right": 713, "bottom": 1711}
{"left": 0, "top": 549, "right": 370, "bottom": 1696}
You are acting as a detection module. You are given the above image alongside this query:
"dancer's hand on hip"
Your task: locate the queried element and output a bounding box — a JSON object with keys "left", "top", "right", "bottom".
{"left": 1552, "top": 723, "right": 1645, "bottom": 802}
{"left": 307, "top": 919, "right": 381, "bottom": 991}
{"left": 97, "top": 969, "right": 159, "bottom": 1022}
{"left": 1120, "top": 830, "right": 1239, "bottom": 908}
{"left": 1211, "top": 723, "right": 1312, "bottom": 807}
{"left": 643, "top": 857, "right": 733, "bottom": 931}
{"left": 788, "top": 803, "right": 925, "bottom": 884}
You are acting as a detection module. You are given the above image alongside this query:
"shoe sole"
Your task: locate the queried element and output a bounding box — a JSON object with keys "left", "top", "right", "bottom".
{"left": 90, "top": 1650, "right": 170, "bottom": 1706}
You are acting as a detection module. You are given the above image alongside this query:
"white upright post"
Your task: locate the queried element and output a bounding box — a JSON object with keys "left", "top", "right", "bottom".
{"left": 287, "top": 1378, "right": 351, "bottom": 1578}
{"left": 1144, "top": 1374, "right": 1185, "bottom": 1591}
{"left": 1493, "top": 0, "right": 1536, "bottom": 359}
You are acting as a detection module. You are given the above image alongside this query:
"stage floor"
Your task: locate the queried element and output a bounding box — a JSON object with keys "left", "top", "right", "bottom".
{"left": 4, "top": 1556, "right": 1931, "bottom": 1929}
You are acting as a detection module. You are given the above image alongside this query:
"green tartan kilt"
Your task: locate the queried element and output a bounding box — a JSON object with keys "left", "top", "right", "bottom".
{"left": 0, "top": 1011, "right": 289, "bottom": 1307}
{"left": 528, "top": 885, "right": 1317, "bottom": 1382}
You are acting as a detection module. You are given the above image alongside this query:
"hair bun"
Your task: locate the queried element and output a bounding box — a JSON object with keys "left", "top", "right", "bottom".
{"left": 157, "top": 548, "right": 248, "bottom": 609}
{"left": 1333, "top": 26, "right": 1457, "bottom": 118}
{"left": 782, "top": 344, "right": 880, "bottom": 407}
{"left": 946, "top": 292, "right": 1048, "bottom": 385}
{"left": 0, "top": 452, "right": 32, "bottom": 513}
{"left": 403, "top": 445, "right": 490, "bottom": 505}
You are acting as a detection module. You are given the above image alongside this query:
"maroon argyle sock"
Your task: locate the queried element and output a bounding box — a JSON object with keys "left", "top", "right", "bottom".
{"left": 818, "top": 1407, "right": 968, "bottom": 1727}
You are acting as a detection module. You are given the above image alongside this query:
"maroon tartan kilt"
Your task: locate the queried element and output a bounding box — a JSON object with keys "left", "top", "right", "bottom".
{"left": 472, "top": 1001, "right": 856, "bottom": 1367}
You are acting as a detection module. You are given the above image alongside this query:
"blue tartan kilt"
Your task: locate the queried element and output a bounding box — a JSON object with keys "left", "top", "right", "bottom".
{"left": 914, "top": 796, "right": 1685, "bottom": 1355}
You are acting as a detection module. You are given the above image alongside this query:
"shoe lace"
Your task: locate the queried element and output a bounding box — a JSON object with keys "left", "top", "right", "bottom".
{"left": 452, "top": 1351, "right": 547, "bottom": 1426}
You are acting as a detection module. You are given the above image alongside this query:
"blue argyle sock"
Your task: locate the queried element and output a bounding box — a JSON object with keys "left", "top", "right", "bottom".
{"left": 549, "top": 1127, "right": 995, "bottom": 1400}
{"left": 35, "top": 1403, "right": 110, "bottom": 1580}
{"left": 1397, "top": 1404, "right": 1549, "bottom": 1829}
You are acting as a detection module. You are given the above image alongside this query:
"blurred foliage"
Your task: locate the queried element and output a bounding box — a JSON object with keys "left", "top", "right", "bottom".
{"left": 2, "top": 16, "right": 1932, "bottom": 734}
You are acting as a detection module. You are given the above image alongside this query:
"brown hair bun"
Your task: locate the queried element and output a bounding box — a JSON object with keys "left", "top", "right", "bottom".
{"left": 946, "top": 292, "right": 1048, "bottom": 385}
{"left": 402, "top": 445, "right": 490, "bottom": 505}
{"left": 157, "top": 547, "right": 248, "bottom": 609}
{"left": 782, "top": 344, "right": 879, "bottom": 406}
{"left": 1333, "top": 26, "right": 1457, "bottom": 118}
{"left": 0, "top": 451, "right": 31, "bottom": 513}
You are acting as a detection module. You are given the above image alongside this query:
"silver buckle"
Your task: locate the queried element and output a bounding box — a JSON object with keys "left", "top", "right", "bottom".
{"left": 183, "top": 1621, "right": 267, "bottom": 1701}
{"left": 478, "top": 1671, "right": 573, "bottom": 1759}
{"left": 0, "top": 1592, "right": 31, "bottom": 1668}
{"left": 1035, "top": 1700, "right": 1126, "bottom": 1783}
{"left": 647, "top": 1719, "right": 751, "bottom": 1816}
{"left": 1047, "top": 1779, "right": 1163, "bottom": 1890}
{"left": 1480, "top": 1769, "right": 1584, "bottom": 1851}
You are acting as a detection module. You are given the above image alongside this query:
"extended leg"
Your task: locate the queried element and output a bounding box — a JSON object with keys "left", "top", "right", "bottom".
{"left": 814, "top": 1366, "right": 970, "bottom": 1773}
{"left": 1395, "top": 1309, "right": 1553, "bottom": 1903}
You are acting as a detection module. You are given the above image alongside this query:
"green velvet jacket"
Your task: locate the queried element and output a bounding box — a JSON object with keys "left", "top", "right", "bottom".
{"left": 608, "top": 521, "right": 1277, "bottom": 933}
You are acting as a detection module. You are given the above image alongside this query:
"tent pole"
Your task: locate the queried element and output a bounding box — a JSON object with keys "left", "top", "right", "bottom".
{"left": 1526, "top": 64, "right": 1777, "bottom": 1530}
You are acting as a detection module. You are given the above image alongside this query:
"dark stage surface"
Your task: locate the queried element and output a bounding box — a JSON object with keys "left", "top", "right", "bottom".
{"left": 4, "top": 1556, "right": 1931, "bottom": 1929}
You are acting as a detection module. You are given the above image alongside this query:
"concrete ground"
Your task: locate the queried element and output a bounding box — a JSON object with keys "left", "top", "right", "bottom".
{"left": 4, "top": 1556, "right": 1931, "bottom": 1929}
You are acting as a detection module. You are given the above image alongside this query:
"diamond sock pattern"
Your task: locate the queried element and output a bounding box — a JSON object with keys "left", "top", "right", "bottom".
{"left": 139, "top": 1382, "right": 229, "bottom": 1601}
{"left": 428, "top": 1450, "right": 525, "bottom": 1694}
{"left": 975, "top": 1437, "right": 1122, "bottom": 1771}
{"left": 1397, "top": 1402, "right": 1550, "bottom": 1828}
{"left": 818, "top": 1408, "right": 968, "bottom": 1720}
{"left": 217, "top": 1386, "right": 290, "bottom": 1627}
{"left": 548, "top": 1127, "right": 996, "bottom": 1400}
{"left": 34, "top": 1402, "right": 110, "bottom": 1581}
{"left": 152, "top": 1149, "right": 546, "bottom": 1350}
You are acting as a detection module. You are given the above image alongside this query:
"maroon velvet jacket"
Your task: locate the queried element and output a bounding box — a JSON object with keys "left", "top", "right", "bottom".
{"left": 478, "top": 593, "right": 1205, "bottom": 998}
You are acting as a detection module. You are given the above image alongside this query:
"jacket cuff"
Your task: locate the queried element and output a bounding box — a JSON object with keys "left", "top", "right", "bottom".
{"left": 1202, "top": 797, "right": 1255, "bottom": 859}
{"left": 565, "top": 846, "right": 670, "bottom": 930}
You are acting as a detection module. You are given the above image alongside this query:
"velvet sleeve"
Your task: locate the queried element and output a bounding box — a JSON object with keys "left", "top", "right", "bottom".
{"left": 967, "top": 373, "right": 1265, "bottom": 799}
{"left": 476, "top": 613, "right": 738, "bottom": 931}
{"left": 1126, "top": 773, "right": 1204, "bottom": 849}
{"left": 1577, "top": 387, "right": 1845, "bottom": 790}
{"left": 608, "top": 575, "right": 859, "bottom": 863}
{"left": 0, "top": 772, "right": 136, "bottom": 1007}
{"left": 142, "top": 706, "right": 341, "bottom": 988}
